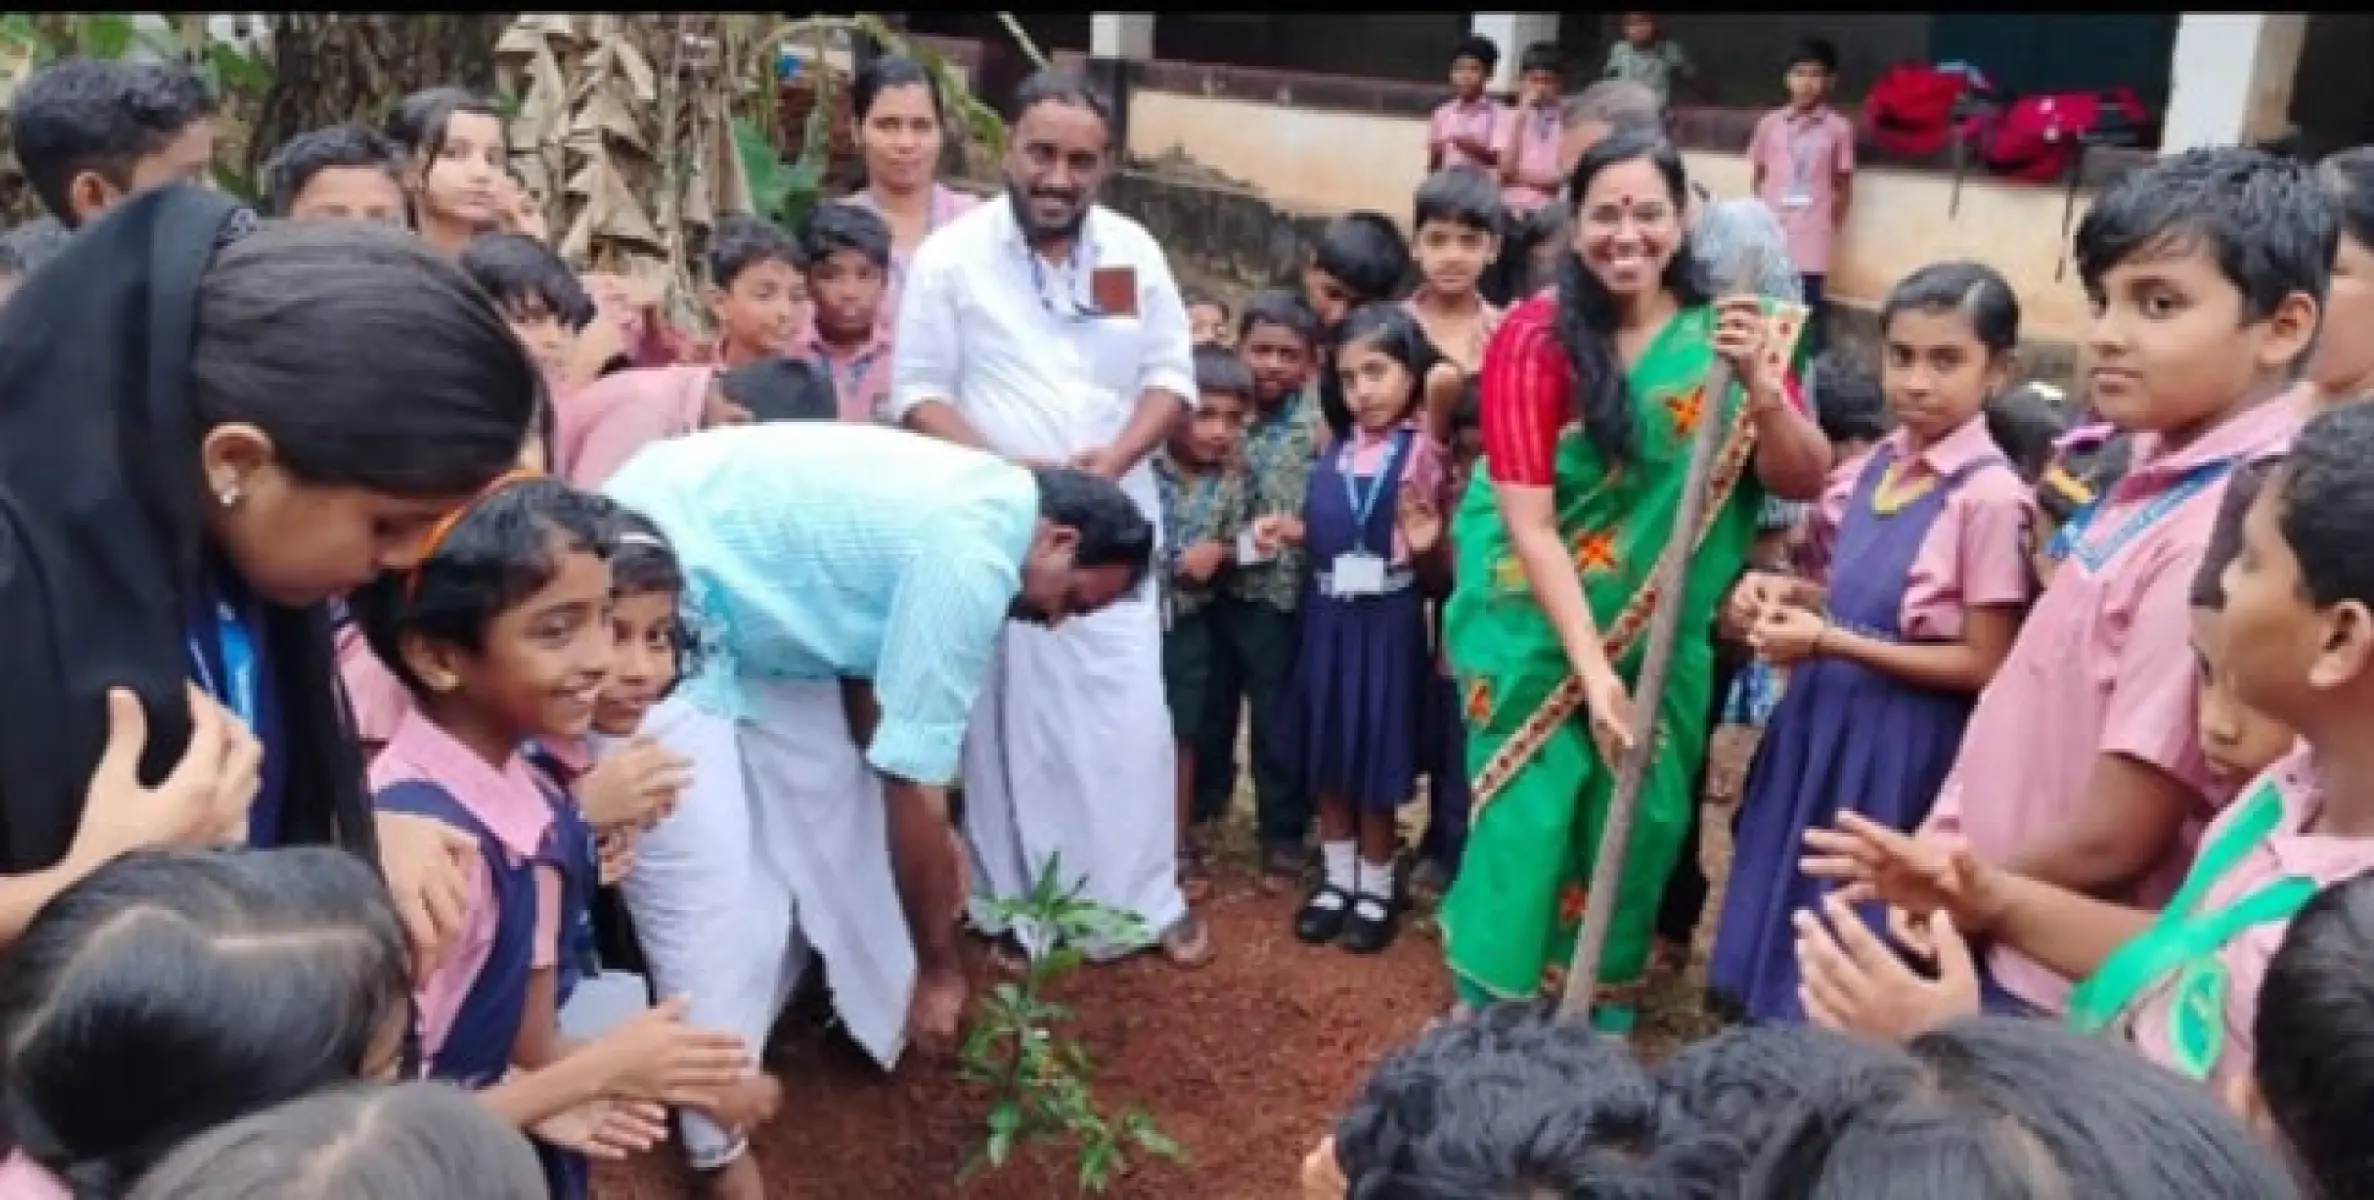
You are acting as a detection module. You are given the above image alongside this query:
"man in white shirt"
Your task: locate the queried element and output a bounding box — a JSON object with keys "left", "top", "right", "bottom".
{"left": 890, "top": 69, "right": 1209, "bottom": 965}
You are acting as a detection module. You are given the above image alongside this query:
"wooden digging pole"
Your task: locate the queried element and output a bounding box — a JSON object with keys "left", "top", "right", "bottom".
{"left": 1558, "top": 241, "right": 1781, "bottom": 1025}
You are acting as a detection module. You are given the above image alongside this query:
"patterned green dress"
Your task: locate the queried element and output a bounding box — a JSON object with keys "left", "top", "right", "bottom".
{"left": 1440, "top": 296, "right": 1807, "bottom": 1026}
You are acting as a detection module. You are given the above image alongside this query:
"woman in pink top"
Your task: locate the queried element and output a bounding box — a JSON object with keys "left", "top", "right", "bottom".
{"left": 1712, "top": 263, "right": 2033, "bottom": 1023}
{"left": 842, "top": 54, "right": 980, "bottom": 327}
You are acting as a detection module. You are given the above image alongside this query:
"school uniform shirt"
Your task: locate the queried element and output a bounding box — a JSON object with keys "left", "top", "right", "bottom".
{"left": 789, "top": 321, "right": 896, "bottom": 424}
{"left": 1923, "top": 398, "right": 2300, "bottom": 1014}
{"left": 2121, "top": 743, "right": 2374, "bottom": 1096}
{"left": 1603, "top": 39, "right": 1691, "bottom": 108}
{"left": 1798, "top": 442, "right": 1879, "bottom": 581}
{"left": 1500, "top": 104, "right": 1568, "bottom": 218}
{"left": 1152, "top": 450, "right": 1251, "bottom": 619}
{"left": 1805, "top": 420, "right": 2034, "bottom": 637}
{"left": 554, "top": 364, "right": 712, "bottom": 489}
{"left": 1337, "top": 423, "right": 1451, "bottom": 565}
{"left": 334, "top": 606, "right": 410, "bottom": 753}
{"left": 1429, "top": 95, "right": 1509, "bottom": 172}
{"left": 371, "top": 708, "right": 564, "bottom": 1063}
{"left": 600, "top": 422, "right": 1039, "bottom": 789}
{"left": 1227, "top": 390, "right": 1326, "bottom": 613}
{"left": 1747, "top": 105, "right": 1856, "bottom": 277}
{"left": 0, "top": 1153, "right": 64, "bottom": 1199}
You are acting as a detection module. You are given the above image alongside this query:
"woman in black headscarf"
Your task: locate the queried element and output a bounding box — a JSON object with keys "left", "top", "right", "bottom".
{"left": 0, "top": 186, "right": 541, "bottom": 958}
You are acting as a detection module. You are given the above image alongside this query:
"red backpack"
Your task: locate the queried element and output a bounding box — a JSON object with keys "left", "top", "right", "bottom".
{"left": 1982, "top": 87, "right": 2148, "bottom": 183}
{"left": 1864, "top": 65, "right": 1970, "bottom": 158}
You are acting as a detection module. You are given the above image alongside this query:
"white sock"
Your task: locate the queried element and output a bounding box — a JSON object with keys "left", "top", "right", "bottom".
{"left": 1320, "top": 840, "right": 1357, "bottom": 899}
{"left": 1357, "top": 857, "right": 1396, "bottom": 904}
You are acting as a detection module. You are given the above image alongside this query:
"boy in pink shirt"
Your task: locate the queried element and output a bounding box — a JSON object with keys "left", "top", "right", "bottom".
{"left": 1747, "top": 39, "right": 1854, "bottom": 352}
{"left": 1428, "top": 35, "right": 1505, "bottom": 173}
{"left": 1494, "top": 43, "right": 1567, "bottom": 219}
{"left": 788, "top": 202, "right": 896, "bottom": 423}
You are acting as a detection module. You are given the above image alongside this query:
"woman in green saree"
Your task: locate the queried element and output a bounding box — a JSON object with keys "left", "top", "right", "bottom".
{"left": 1439, "top": 132, "right": 1831, "bottom": 1032}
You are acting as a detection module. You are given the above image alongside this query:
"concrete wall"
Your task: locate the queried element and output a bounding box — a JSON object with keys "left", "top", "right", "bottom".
{"left": 1119, "top": 86, "right": 2104, "bottom": 354}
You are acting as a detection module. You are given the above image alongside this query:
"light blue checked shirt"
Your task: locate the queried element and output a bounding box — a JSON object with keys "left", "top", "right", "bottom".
{"left": 601, "top": 423, "right": 1039, "bottom": 786}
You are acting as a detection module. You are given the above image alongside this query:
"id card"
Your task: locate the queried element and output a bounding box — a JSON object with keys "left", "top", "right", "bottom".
{"left": 1236, "top": 528, "right": 1274, "bottom": 566}
{"left": 1332, "top": 552, "right": 1386, "bottom": 597}
{"left": 1781, "top": 189, "right": 1814, "bottom": 210}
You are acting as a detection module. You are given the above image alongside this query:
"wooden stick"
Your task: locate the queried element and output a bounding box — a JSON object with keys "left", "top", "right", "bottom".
{"left": 1559, "top": 247, "right": 1776, "bottom": 1024}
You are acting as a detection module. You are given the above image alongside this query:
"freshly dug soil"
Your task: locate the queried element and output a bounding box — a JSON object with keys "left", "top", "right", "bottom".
{"left": 598, "top": 728, "right": 1757, "bottom": 1198}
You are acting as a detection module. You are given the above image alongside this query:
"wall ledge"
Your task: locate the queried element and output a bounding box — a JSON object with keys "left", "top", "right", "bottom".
{"left": 1117, "top": 54, "right": 2148, "bottom": 190}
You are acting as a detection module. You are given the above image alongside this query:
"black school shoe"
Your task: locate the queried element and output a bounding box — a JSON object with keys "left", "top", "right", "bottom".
{"left": 1295, "top": 884, "right": 1352, "bottom": 944}
{"left": 1340, "top": 893, "right": 1399, "bottom": 954}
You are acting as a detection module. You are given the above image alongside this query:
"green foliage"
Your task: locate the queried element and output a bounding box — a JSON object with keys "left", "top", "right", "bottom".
{"left": 957, "top": 855, "right": 1180, "bottom": 1194}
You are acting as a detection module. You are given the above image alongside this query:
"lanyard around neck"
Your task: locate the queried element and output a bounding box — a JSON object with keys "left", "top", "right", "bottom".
{"left": 188, "top": 596, "right": 260, "bottom": 727}
{"left": 1339, "top": 429, "right": 1410, "bottom": 536}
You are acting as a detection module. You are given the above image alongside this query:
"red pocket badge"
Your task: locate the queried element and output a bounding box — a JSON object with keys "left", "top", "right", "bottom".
{"left": 1089, "top": 266, "right": 1139, "bottom": 318}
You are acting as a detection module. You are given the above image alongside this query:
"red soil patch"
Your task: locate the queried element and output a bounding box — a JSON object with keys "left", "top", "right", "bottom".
{"left": 597, "top": 876, "right": 1450, "bottom": 1199}
{"left": 598, "top": 729, "right": 1758, "bottom": 1198}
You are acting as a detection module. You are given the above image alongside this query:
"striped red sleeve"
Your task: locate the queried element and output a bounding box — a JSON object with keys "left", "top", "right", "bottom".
{"left": 1480, "top": 299, "right": 1569, "bottom": 487}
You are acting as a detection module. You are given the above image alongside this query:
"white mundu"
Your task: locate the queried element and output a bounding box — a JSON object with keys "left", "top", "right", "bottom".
{"left": 889, "top": 198, "right": 1195, "bottom": 954}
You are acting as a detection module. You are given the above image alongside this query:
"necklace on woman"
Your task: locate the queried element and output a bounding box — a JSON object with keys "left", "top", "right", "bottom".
{"left": 1870, "top": 459, "right": 1938, "bottom": 515}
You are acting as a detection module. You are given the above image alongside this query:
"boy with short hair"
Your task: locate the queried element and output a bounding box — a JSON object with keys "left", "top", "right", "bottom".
{"left": 1748, "top": 38, "right": 1855, "bottom": 352}
{"left": 1601, "top": 12, "right": 1693, "bottom": 112}
{"left": 261, "top": 123, "right": 406, "bottom": 224}
{"left": 1428, "top": 35, "right": 1505, "bottom": 174}
{"left": 1913, "top": 146, "right": 2333, "bottom": 1018}
{"left": 1304, "top": 1004, "right": 1738, "bottom": 1196}
{"left": 10, "top": 57, "right": 216, "bottom": 229}
{"left": 1406, "top": 167, "right": 1504, "bottom": 378}
{"left": 1183, "top": 286, "right": 1231, "bottom": 349}
{"left": 458, "top": 232, "right": 597, "bottom": 385}
{"left": 1161, "top": 346, "right": 1255, "bottom": 896}
{"left": 1211, "top": 290, "right": 1327, "bottom": 886}
{"left": 1496, "top": 42, "right": 1568, "bottom": 220}
{"left": 790, "top": 203, "right": 894, "bottom": 422}
{"left": 1304, "top": 212, "right": 1411, "bottom": 331}
{"left": 703, "top": 214, "right": 807, "bottom": 369}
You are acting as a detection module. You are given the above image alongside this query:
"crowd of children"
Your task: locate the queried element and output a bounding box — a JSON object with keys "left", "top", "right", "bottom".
{"left": 8, "top": 19, "right": 2374, "bottom": 1200}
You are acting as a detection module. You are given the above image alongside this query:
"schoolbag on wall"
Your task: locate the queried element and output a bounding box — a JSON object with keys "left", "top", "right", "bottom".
{"left": 1864, "top": 64, "right": 1972, "bottom": 158}
{"left": 1981, "top": 87, "right": 2149, "bottom": 184}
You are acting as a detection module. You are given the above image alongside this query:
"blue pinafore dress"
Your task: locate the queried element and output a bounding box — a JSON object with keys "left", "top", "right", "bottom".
{"left": 379, "top": 777, "right": 598, "bottom": 1200}
{"left": 1708, "top": 445, "right": 2005, "bottom": 1022}
{"left": 1276, "top": 427, "right": 1430, "bottom": 813}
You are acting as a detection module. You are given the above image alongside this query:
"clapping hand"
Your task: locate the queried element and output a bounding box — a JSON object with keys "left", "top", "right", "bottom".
{"left": 1800, "top": 812, "right": 2006, "bottom": 935}
{"left": 1795, "top": 893, "right": 1981, "bottom": 1043}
